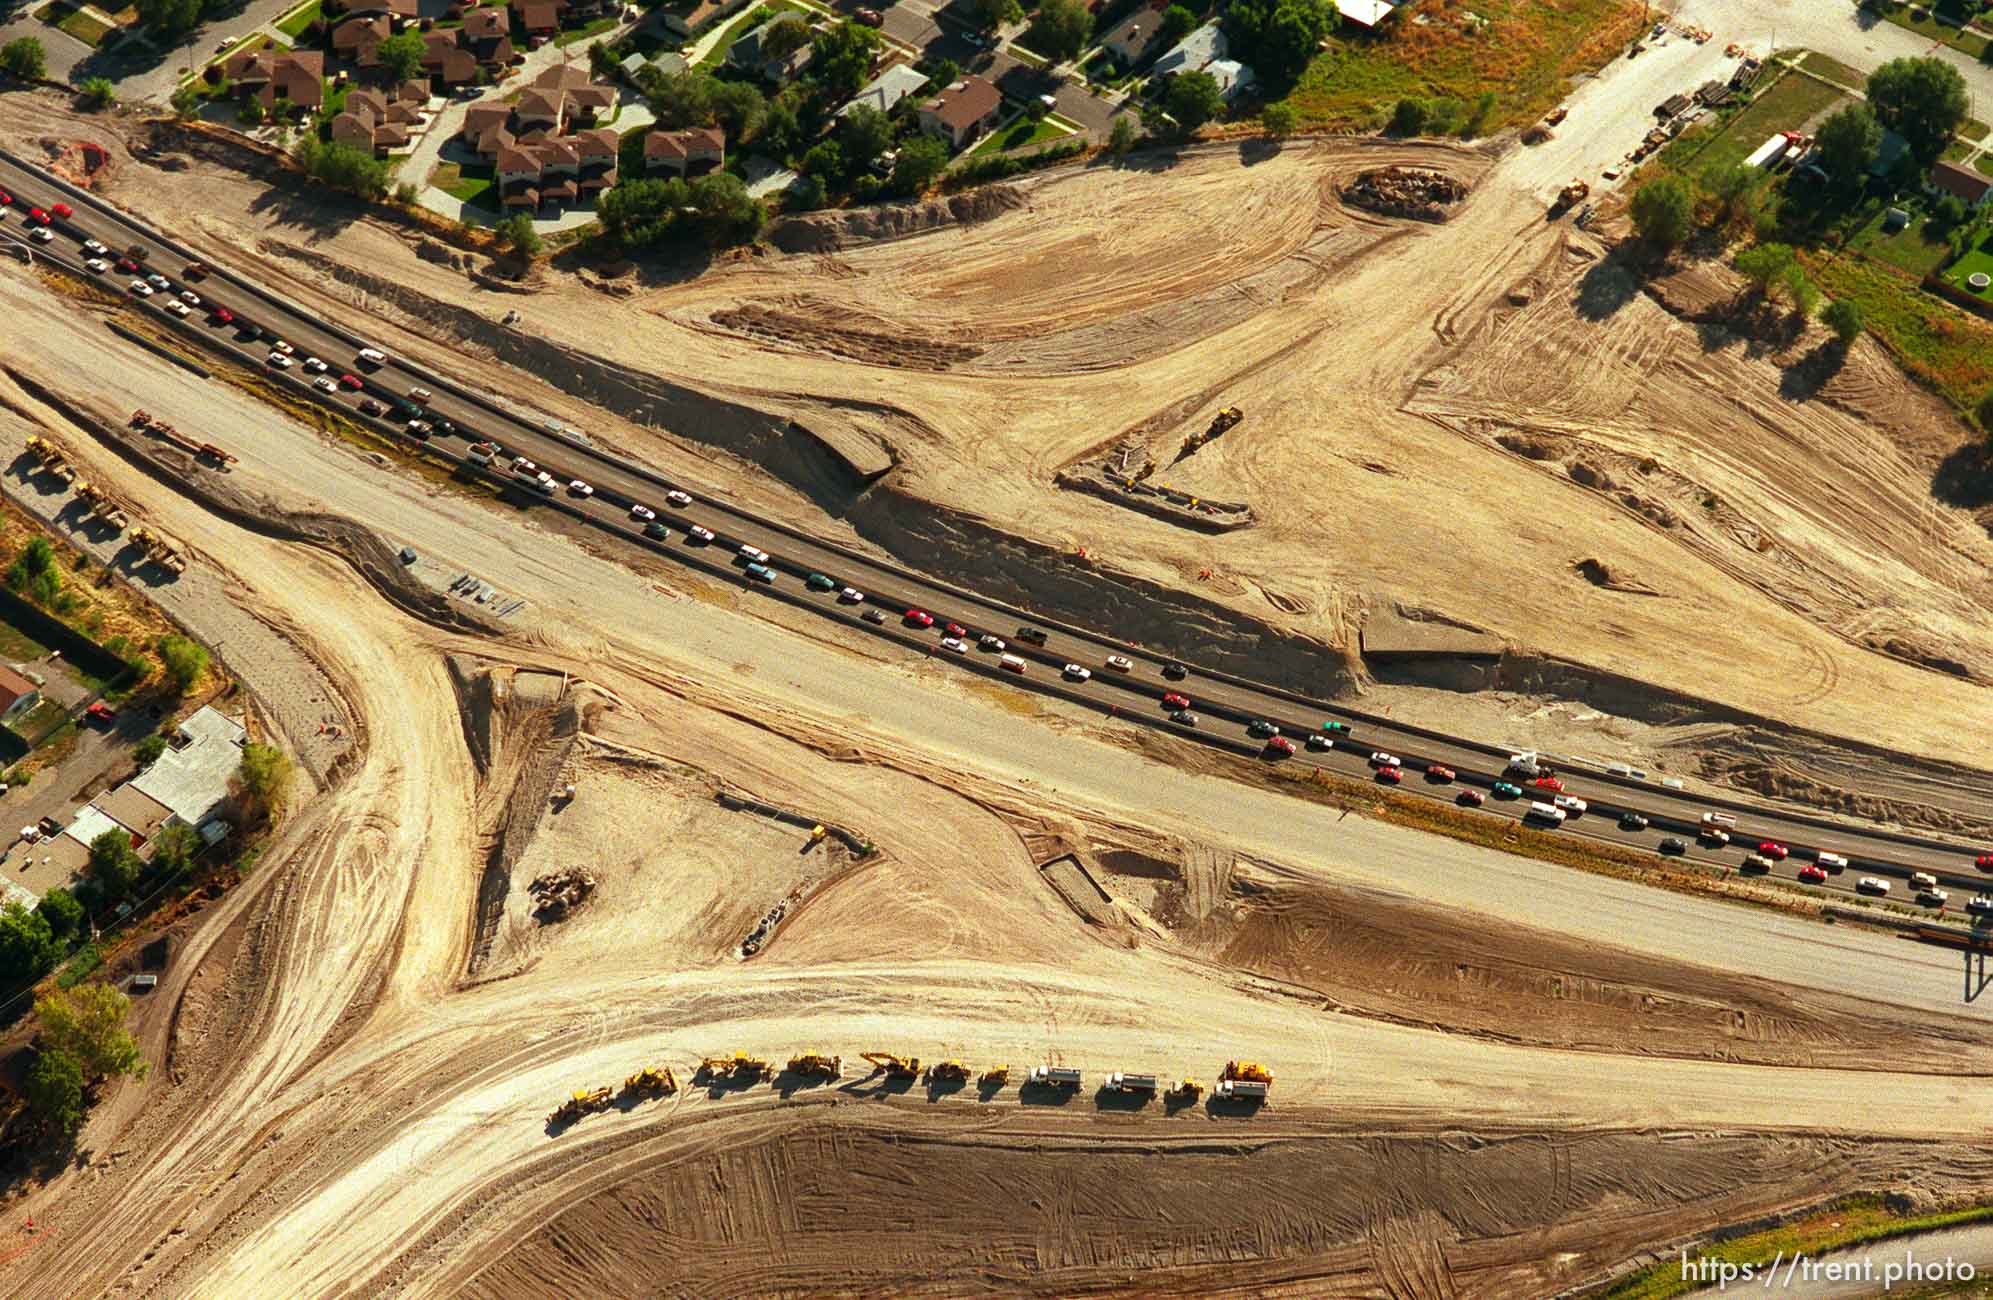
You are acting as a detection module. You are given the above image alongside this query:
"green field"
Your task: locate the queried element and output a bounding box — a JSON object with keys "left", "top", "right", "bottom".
{"left": 695, "top": 4, "right": 774, "bottom": 69}
{"left": 1847, "top": 203, "right": 1956, "bottom": 278}
{"left": 1807, "top": 251, "right": 1993, "bottom": 414}
{"left": 968, "top": 113, "right": 1075, "bottom": 157}
{"left": 1873, "top": 1, "right": 1990, "bottom": 60}
{"left": 43, "top": 1, "right": 113, "bottom": 46}
{"left": 275, "top": 0, "right": 321, "bottom": 40}
{"left": 1282, "top": 0, "right": 1644, "bottom": 132}
{"left": 1941, "top": 234, "right": 1993, "bottom": 301}
{"left": 431, "top": 161, "right": 495, "bottom": 206}
{"left": 1662, "top": 69, "right": 1850, "bottom": 181}
{"left": 1799, "top": 50, "right": 1863, "bottom": 88}
{"left": 556, "top": 13, "right": 618, "bottom": 46}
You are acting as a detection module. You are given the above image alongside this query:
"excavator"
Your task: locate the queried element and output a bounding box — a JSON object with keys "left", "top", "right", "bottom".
{"left": 924, "top": 1060, "right": 971, "bottom": 1085}
{"left": 787, "top": 1053, "right": 843, "bottom": 1079}
{"left": 696, "top": 1053, "right": 773, "bottom": 1084}
{"left": 550, "top": 1085, "right": 614, "bottom": 1125}
{"left": 623, "top": 1065, "right": 678, "bottom": 1099}
{"left": 860, "top": 1051, "right": 921, "bottom": 1080}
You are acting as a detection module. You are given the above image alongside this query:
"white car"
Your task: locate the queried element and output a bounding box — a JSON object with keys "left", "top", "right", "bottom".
{"left": 163, "top": 300, "right": 189, "bottom": 317}
{"left": 512, "top": 456, "right": 537, "bottom": 474}
{"left": 312, "top": 375, "right": 338, "bottom": 392}
{"left": 1062, "top": 664, "right": 1091, "bottom": 682}
{"left": 567, "top": 479, "right": 593, "bottom": 497}
{"left": 1700, "top": 828, "right": 1731, "bottom": 847}
{"left": 271, "top": 339, "right": 295, "bottom": 356}
{"left": 665, "top": 489, "right": 693, "bottom": 508}
{"left": 145, "top": 273, "right": 169, "bottom": 290}
{"left": 83, "top": 257, "right": 108, "bottom": 272}
{"left": 1369, "top": 751, "right": 1400, "bottom": 768}
{"left": 629, "top": 504, "right": 656, "bottom": 522}
{"left": 301, "top": 356, "right": 327, "bottom": 373}
{"left": 1856, "top": 877, "right": 1891, "bottom": 896}
{"left": 82, "top": 239, "right": 108, "bottom": 255}
{"left": 1552, "top": 794, "right": 1588, "bottom": 816}
{"left": 129, "top": 279, "right": 154, "bottom": 296}
{"left": 1966, "top": 895, "right": 1993, "bottom": 914}
{"left": 689, "top": 524, "right": 715, "bottom": 543}
{"left": 1815, "top": 851, "right": 1848, "bottom": 870}
{"left": 978, "top": 634, "right": 1005, "bottom": 652}
{"left": 939, "top": 636, "right": 969, "bottom": 654}
{"left": 178, "top": 290, "right": 199, "bottom": 306}
{"left": 357, "top": 347, "right": 387, "bottom": 365}
{"left": 1104, "top": 655, "right": 1132, "bottom": 672}
{"left": 737, "top": 544, "right": 770, "bottom": 564}
{"left": 837, "top": 586, "right": 865, "bottom": 604}
{"left": 267, "top": 351, "right": 294, "bottom": 368}
{"left": 27, "top": 227, "right": 52, "bottom": 243}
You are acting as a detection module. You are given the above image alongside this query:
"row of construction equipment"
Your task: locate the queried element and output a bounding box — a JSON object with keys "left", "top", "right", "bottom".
{"left": 1172, "top": 406, "right": 1242, "bottom": 465}
{"left": 24, "top": 435, "right": 190, "bottom": 573}
{"left": 549, "top": 1065, "right": 679, "bottom": 1125}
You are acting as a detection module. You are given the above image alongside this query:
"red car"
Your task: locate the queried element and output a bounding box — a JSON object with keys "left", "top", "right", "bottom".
{"left": 1264, "top": 736, "right": 1295, "bottom": 758}
{"left": 944, "top": 622, "right": 967, "bottom": 639}
{"left": 1425, "top": 764, "right": 1455, "bottom": 783}
{"left": 1977, "top": 854, "right": 1993, "bottom": 872}
{"left": 0, "top": 189, "right": 10, "bottom": 205}
{"left": 1533, "top": 776, "right": 1564, "bottom": 792}
{"left": 212, "top": 306, "right": 234, "bottom": 323}
{"left": 1161, "top": 691, "right": 1190, "bottom": 710}
{"left": 26, "top": 207, "right": 48, "bottom": 225}
{"left": 1758, "top": 841, "right": 1789, "bottom": 861}
{"left": 1457, "top": 788, "right": 1485, "bottom": 807}
{"left": 50, "top": 203, "right": 72, "bottom": 220}
{"left": 116, "top": 256, "right": 138, "bottom": 273}
{"left": 1377, "top": 765, "right": 1402, "bottom": 784}
{"left": 904, "top": 609, "right": 934, "bottom": 628}
{"left": 85, "top": 701, "right": 117, "bottom": 723}
{"left": 1797, "top": 865, "right": 1827, "bottom": 884}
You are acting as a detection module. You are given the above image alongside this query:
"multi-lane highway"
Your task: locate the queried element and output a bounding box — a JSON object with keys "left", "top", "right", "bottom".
{"left": 5, "top": 150, "right": 1992, "bottom": 921}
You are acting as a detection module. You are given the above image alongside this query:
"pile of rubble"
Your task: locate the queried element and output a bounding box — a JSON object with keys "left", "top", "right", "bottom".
{"left": 1342, "top": 167, "right": 1470, "bottom": 222}
{"left": 528, "top": 868, "right": 596, "bottom": 922}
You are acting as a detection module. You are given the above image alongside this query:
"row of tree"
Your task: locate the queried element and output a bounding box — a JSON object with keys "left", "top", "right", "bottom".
{"left": 25, "top": 983, "right": 148, "bottom": 1139}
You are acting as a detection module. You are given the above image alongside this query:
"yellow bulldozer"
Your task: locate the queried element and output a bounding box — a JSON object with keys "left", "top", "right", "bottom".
{"left": 860, "top": 1051, "right": 921, "bottom": 1079}
{"left": 979, "top": 1064, "right": 1010, "bottom": 1088}
{"left": 1168, "top": 1078, "right": 1205, "bottom": 1103}
{"left": 1550, "top": 178, "right": 1589, "bottom": 216}
{"left": 787, "top": 1053, "right": 843, "bottom": 1079}
{"left": 924, "top": 1060, "right": 971, "bottom": 1084}
{"left": 1174, "top": 406, "right": 1243, "bottom": 463}
{"left": 1220, "top": 1060, "right": 1273, "bottom": 1084}
{"left": 550, "top": 1085, "right": 614, "bottom": 1125}
{"left": 696, "top": 1052, "right": 773, "bottom": 1084}
{"left": 623, "top": 1065, "right": 678, "bottom": 1099}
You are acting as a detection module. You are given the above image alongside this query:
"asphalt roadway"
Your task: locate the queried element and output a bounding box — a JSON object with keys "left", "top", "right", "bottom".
{"left": 3, "top": 151, "right": 1991, "bottom": 930}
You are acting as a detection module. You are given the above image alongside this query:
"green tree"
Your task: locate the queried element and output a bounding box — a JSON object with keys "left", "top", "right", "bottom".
{"left": 133, "top": 0, "right": 201, "bottom": 35}
{"left": 1261, "top": 101, "right": 1296, "bottom": 137}
{"left": 1107, "top": 112, "right": 1138, "bottom": 155}
{"left": 889, "top": 134, "right": 948, "bottom": 195}
{"left": 839, "top": 104, "right": 895, "bottom": 173}
{"left": 587, "top": 38, "right": 616, "bottom": 79}
{"left": 171, "top": 82, "right": 202, "bottom": 120}
{"left": 157, "top": 635, "right": 208, "bottom": 693}
{"left": 496, "top": 211, "right": 542, "bottom": 258}
{"left": 375, "top": 29, "right": 427, "bottom": 83}
{"left": 1026, "top": 0, "right": 1093, "bottom": 62}
{"left": 87, "top": 828, "right": 142, "bottom": 900}
{"left": 923, "top": 56, "right": 959, "bottom": 90}
{"left": 597, "top": 176, "right": 690, "bottom": 247}
{"left": 1158, "top": 3, "right": 1197, "bottom": 43}
{"left": 800, "top": 138, "right": 847, "bottom": 186}
{"left": 1783, "top": 265, "right": 1819, "bottom": 318}
{"left": 36, "top": 983, "right": 149, "bottom": 1083}
{"left": 1628, "top": 175, "right": 1692, "bottom": 248}
{"left": 1814, "top": 102, "right": 1881, "bottom": 188}
{"left": 757, "top": 14, "right": 811, "bottom": 61}
{"left": 1700, "top": 159, "right": 1759, "bottom": 225}
{"left": 758, "top": 98, "right": 803, "bottom": 160}
{"left": 150, "top": 821, "right": 201, "bottom": 876}
{"left": 645, "top": 68, "right": 717, "bottom": 127}
{"left": 1866, "top": 56, "right": 1968, "bottom": 164}
{"left": 79, "top": 76, "right": 116, "bottom": 109}
{"left": 972, "top": 0, "right": 1020, "bottom": 30}
{"left": 813, "top": 20, "right": 881, "bottom": 97}
{"left": 1978, "top": 388, "right": 1993, "bottom": 435}
{"left": 1223, "top": 0, "right": 1335, "bottom": 87}
{"left": 1164, "top": 69, "right": 1224, "bottom": 136}
{"left": 1820, "top": 297, "right": 1863, "bottom": 347}
{"left": 24, "top": 1048, "right": 84, "bottom": 1137}
{"left": 710, "top": 78, "right": 766, "bottom": 140}
{"left": 1389, "top": 97, "right": 1427, "bottom": 135}
{"left": 0, "top": 901, "right": 61, "bottom": 984}
{"left": 36, "top": 888, "right": 84, "bottom": 942}
{"left": 134, "top": 733, "right": 168, "bottom": 767}
{"left": 238, "top": 96, "right": 267, "bottom": 126}
{"left": 1734, "top": 241, "right": 1797, "bottom": 295}
{"left": 689, "top": 172, "right": 763, "bottom": 244}
{"left": 235, "top": 742, "right": 295, "bottom": 820}
{"left": 0, "top": 36, "right": 48, "bottom": 80}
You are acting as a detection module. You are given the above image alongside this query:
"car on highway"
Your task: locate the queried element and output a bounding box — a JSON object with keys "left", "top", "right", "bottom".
{"left": 358, "top": 398, "right": 386, "bottom": 416}
{"left": 904, "top": 609, "right": 935, "bottom": 628}
{"left": 23, "top": 207, "right": 46, "bottom": 225}
{"left": 1320, "top": 721, "right": 1350, "bottom": 736}
{"left": 939, "top": 636, "right": 968, "bottom": 654}
{"left": 1457, "top": 789, "right": 1486, "bottom": 807}
{"left": 1856, "top": 877, "right": 1891, "bottom": 896}
{"left": 1161, "top": 660, "right": 1187, "bottom": 680}
{"left": 1756, "top": 841, "right": 1788, "bottom": 861}
{"left": 312, "top": 376, "right": 339, "bottom": 393}
{"left": 1014, "top": 626, "right": 1048, "bottom": 646}
{"left": 1968, "top": 895, "right": 1993, "bottom": 915}
{"left": 943, "top": 621, "right": 967, "bottom": 639}
{"left": 567, "top": 480, "right": 593, "bottom": 497}
{"left": 405, "top": 420, "right": 433, "bottom": 440}
{"left": 1815, "top": 851, "right": 1848, "bottom": 871}
{"left": 1532, "top": 776, "right": 1564, "bottom": 793}
{"left": 1377, "top": 765, "right": 1402, "bottom": 784}
{"left": 1741, "top": 854, "right": 1773, "bottom": 874}
{"left": 1170, "top": 709, "right": 1198, "bottom": 727}
{"left": 838, "top": 586, "right": 865, "bottom": 604}
{"left": 1552, "top": 794, "right": 1587, "bottom": 817}
{"left": 1658, "top": 836, "right": 1686, "bottom": 855}
{"left": 271, "top": 339, "right": 295, "bottom": 356}
{"left": 145, "top": 272, "right": 169, "bottom": 290}
{"left": 1977, "top": 854, "right": 1993, "bottom": 872}
{"left": 1062, "top": 664, "right": 1091, "bottom": 682}
{"left": 1246, "top": 720, "right": 1279, "bottom": 739}
{"left": 1699, "top": 828, "right": 1731, "bottom": 847}
{"left": 1368, "top": 751, "right": 1400, "bottom": 769}
{"left": 978, "top": 633, "right": 1005, "bottom": 652}
{"left": 1918, "top": 888, "right": 1948, "bottom": 908}
{"left": 805, "top": 573, "right": 835, "bottom": 592}
{"left": 336, "top": 372, "right": 361, "bottom": 390}
{"left": 1425, "top": 764, "right": 1454, "bottom": 783}
{"left": 82, "top": 239, "right": 107, "bottom": 256}
{"left": 1104, "top": 655, "right": 1132, "bottom": 672}
{"left": 999, "top": 653, "right": 1026, "bottom": 673}
{"left": 26, "top": 227, "right": 51, "bottom": 244}
{"left": 666, "top": 490, "right": 693, "bottom": 508}
{"left": 83, "top": 256, "right": 109, "bottom": 273}
{"left": 267, "top": 351, "right": 294, "bottom": 368}
{"left": 1305, "top": 733, "right": 1333, "bottom": 752}
{"left": 0, "top": 189, "right": 10, "bottom": 205}
{"left": 1492, "top": 782, "right": 1522, "bottom": 799}
{"left": 1618, "top": 812, "right": 1649, "bottom": 831}
{"left": 1797, "top": 865, "right": 1827, "bottom": 884}
{"left": 164, "top": 299, "right": 190, "bottom": 317}
{"left": 178, "top": 290, "right": 200, "bottom": 307}
{"left": 128, "top": 278, "right": 154, "bottom": 296}
{"left": 736, "top": 545, "right": 770, "bottom": 565}
{"left": 116, "top": 256, "right": 139, "bottom": 273}
{"left": 357, "top": 347, "right": 388, "bottom": 365}
{"left": 407, "top": 386, "right": 432, "bottom": 404}
{"left": 743, "top": 562, "right": 775, "bottom": 584}
{"left": 643, "top": 520, "right": 669, "bottom": 540}
{"left": 183, "top": 261, "right": 209, "bottom": 280}
{"left": 689, "top": 525, "right": 715, "bottom": 543}
{"left": 1161, "top": 691, "right": 1190, "bottom": 710}
{"left": 629, "top": 504, "right": 656, "bottom": 522}
{"left": 213, "top": 306, "right": 234, "bottom": 324}
{"left": 301, "top": 356, "right": 327, "bottom": 373}
{"left": 861, "top": 607, "right": 886, "bottom": 624}
{"left": 1266, "top": 736, "right": 1296, "bottom": 758}
{"left": 48, "top": 203, "right": 71, "bottom": 220}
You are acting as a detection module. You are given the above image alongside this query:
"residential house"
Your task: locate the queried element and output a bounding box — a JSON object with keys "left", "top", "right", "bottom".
{"left": 461, "top": 101, "right": 513, "bottom": 146}
{"left": 472, "top": 65, "right": 625, "bottom": 209}
{"left": 1100, "top": 9, "right": 1167, "bottom": 68}
{"left": 128, "top": 706, "right": 247, "bottom": 834}
{"left": 838, "top": 62, "right": 928, "bottom": 119}
{"left": 664, "top": 0, "right": 751, "bottom": 37}
{"left": 1203, "top": 57, "right": 1253, "bottom": 101}
{"left": 728, "top": 13, "right": 814, "bottom": 82}
{"left": 1151, "top": 18, "right": 1225, "bottom": 78}
{"left": 1929, "top": 159, "right": 1993, "bottom": 209}
{"left": 619, "top": 49, "right": 687, "bottom": 87}
{"left": 1333, "top": 0, "right": 1401, "bottom": 29}
{"left": 0, "top": 664, "right": 38, "bottom": 726}
{"left": 516, "top": 84, "right": 567, "bottom": 132}
{"left": 573, "top": 125, "right": 619, "bottom": 194}
{"left": 916, "top": 75, "right": 1000, "bottom": 150}
{"left": 461, "top": 6, "right": 516, "bottom": 66}
{"left": 498, "top": 145, "right": 545, "bottom": 209}
{"left": 514, "top": 0, "right": 562, "bottom": 40}
{"left": 421, "top": 29, "right": 480, "bottom": 86}
{"left": 332, "top": 14, "right": 391, "bottom": 64}
{"left": 345, "top": 0, "right": 418, "bottom": 18}
{"left": 223, "top": 48, "right": 326, "bottom": 114}
{"left": 535, "top": 61, "right": 617, "bottom": 118}
{"left": 644, "top": 125, "right": 724, "bottom": 177}
{"left": 331, "top": 84, "right": 425, "bottom": 155}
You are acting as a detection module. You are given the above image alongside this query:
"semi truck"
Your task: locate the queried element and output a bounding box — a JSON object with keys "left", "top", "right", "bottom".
{"left": 1028, "top": 1065, "right": 1083, "bottom": 1089}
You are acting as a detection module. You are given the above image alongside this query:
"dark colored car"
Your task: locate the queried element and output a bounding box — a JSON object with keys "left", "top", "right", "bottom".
{"left": 1014, "top": 626, "right": 1048, "bottom": 646}
{"left": 1457, "top": 789, "right": 1486, "bottom": 807}
{"left": 1246, "top": 720, "right": 1279, "bottom": 739}
{"left": 1619, "top": 812, "right": 1650, "bottom": 831}
{"left": 861, "top": 607, "right": 886, "bottom": 624}
{"left": 1161, "top": 660, "right": 1187, "bottom": 680}
{"left": 1658, "top": 837, "right": 1686, "bottom": 855}
{"left": 358, "top": 397, "right": 386, "bottom": 416}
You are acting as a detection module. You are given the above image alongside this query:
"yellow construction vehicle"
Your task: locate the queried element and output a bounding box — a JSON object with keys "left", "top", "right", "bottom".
{"left": 550, "top": 1085, "right": 614, "bottom": 1125}
{"left": 623, "top": 1065, "right": 678, "bottom": 1098}
{"left": 979, "top": 1064, "right": 1010, "bottom": 1088}
{"left": 1168, "top": 1078, "right": 1205, "bottom": 1103}
{"left": 925, "top": 1060, "right": 971, "bottom": 1084}
{"left": 73, "top": 480, "right": 129, "bottom": 532}
{"left": 860, "top": 1051, "right": 921, "bottom": 1079}
{"left": 1550, "top": 178, "right": 1589, "bottom": 216}
{"left": 696, "top": 1052, "right": 773, "bottom": 1084}
{"left": 1220, "top": 1060, "right": 1273, "bottom": 1084}
{"left": 1174, "top": 406, "right": 1244, "bottom": 463}
{"left": 130, "top": 526, "right": 186, "bottom": 575}
{"left": 787, "top": 1053, "right": 843, "bottom": 1079}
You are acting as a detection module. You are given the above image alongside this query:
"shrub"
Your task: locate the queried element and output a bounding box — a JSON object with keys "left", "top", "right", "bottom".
{"left": 157, "top": 635, "right": 208, "bottom": 693}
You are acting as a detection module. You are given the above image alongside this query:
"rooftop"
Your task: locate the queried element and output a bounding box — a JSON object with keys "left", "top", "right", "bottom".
{"left": 130, "top": 705, "right": 247, "bottom": 827}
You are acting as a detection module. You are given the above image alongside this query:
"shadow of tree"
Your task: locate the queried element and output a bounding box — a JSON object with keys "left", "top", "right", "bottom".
{"left": 1932, "top": 439, "right": 1993, "bottom": 508}
{"left": 1572, "top": 250, "right": 1641, "bottom": 321}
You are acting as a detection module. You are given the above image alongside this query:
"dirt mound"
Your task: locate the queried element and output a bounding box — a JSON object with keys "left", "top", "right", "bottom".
{"left": 1341, "top": 166, "right": 1470, "bottom": 221}
{"left": 46, "top": 139, "right": 112, "bottom": 189}
{"left": 1573, "top": 556, "right": 1661, "bottom": 595}
{"left": 527, "top": 868, "right": 595, "bottom": 921}
{"left": 708, "top": 301, "right": 983, "bottom": 370}
{"left": 765, "top": 185, "right": 1028, "bottom": 254}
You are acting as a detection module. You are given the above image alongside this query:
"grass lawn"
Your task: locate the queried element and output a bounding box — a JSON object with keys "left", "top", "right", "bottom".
{"left": 42, "top": 1, "right": 113, "bottom": 46}
{"left": 1847, "top": 201, "right": 1955, "bottom": 278}
{"left": 968, "top": 113, "right": 1075, "bottom": 156}
{"left": 1798, "top": 50, "right": 1863, "bottom": 88}
{"left": 1964, "top": 116, "right": 1991, "bottom": 143}
{"left": 555, "top": 13, "right": 619, "bottom": 46}
{"left": 1979, "top": 152, "right": 1993, "bottom": 177}
{"left": 275, "top": 0, "right": 321, "bottom": 39}
{"left": 1660, "top": 69, "right": 1850, "bottom": 182}
{"left": 695, "top": 4, "right": 773, "bottom": 68}
{"left": 0, "top": 615, "right": 50, "bottom": 663}
{"left": 1941, "top": 137, "right": 1972, "bottom": 162}
{"left": 1940, "top": 233, "right": 1993, "bottom": 301}
{"left": 1873, "top": 1, "right": 1990, "bottom": 59}
{"left": 1005, "top": 41, "right": 1049, "bottom": 68}
{"left": 1805, "top": 250, "right": 1993, "bottom": 415}
{"left": 1281, "top": 0, "right": 1644, "bottom": 133}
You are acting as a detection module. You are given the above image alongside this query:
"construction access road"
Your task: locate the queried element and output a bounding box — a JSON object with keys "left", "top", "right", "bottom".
{"left": 4, "top": 153, "right": 1990, "bottom": 923}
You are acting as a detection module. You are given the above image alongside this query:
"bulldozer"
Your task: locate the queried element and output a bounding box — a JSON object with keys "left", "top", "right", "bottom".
{"left": 128, "top": 527, "right": 187, "bottom": 576}
{"left": 860, "top": 1051, "right": 921, "bottom": 1079}
{"left": 979, "top": 1064, "right": 1010, "bottom": 1088}
{"left": 1174, "top": 406, "right": 1243, "bottom": 463}
{"left": 696, "top": 1052, "right": 773, "bottom": 1084}
{"left": 787, "top": 1053, "right": 843, "bottom": 1079}
{"left": 924, "top": 1060, "right": 971, "bottom": 1085}
{"left": 1220, "top": 1060, "right": 1274, "bottom": 1085}
{"left": 73, "top": 481, "right": 129, "bottom": 532}
{"left": 1168, "top": 1078, "right": 1205, "bottom": 1103}
{"left": 550, "top": 1085, "right": 614, "bottom": 1125}
{"left": 623, "top": 1065, "right": 678, "bottom": 1099}
{"left": 1550, "top": 178, "right": 1590, "bottom": 217}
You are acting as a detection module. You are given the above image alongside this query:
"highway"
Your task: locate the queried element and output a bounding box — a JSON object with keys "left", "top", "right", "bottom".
{"left": 3, "top": 151, "right": 1991, "bottom": 924}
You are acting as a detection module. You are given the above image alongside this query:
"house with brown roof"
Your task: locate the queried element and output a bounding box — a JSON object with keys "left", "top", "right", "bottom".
{"left": 1101, "top": 8, "right": 1167, "bottom": 67}
{"left": 916, "top": 75, "right": 1000, "bottom": 150}
{"left": 223, "top": 48, "right": 326, "bottom": 114}
{"left": 418, "top": 29, "right": 478, "bottom": 85}
{"left": 644, "top": 125, "right": 724, "bottom": 177}
{"left": 498, "top": 145, "right": 544, "bottom": 209}
{"left": 0, "top": 664, "right": 39, "bottom": 725}
{"left": 461, "top": 101, "right": 513, "bottom": 144}
{"left": 346, "top": 0, "right": 418, "bottom": 17}
{"left": 332, "top": 14, "right": 391, "bottom": 63}
{"left": 573, "top": 125, "right": 618, "bottom": 193}
{"left": 461, "top": 5, "right": 516, "bottom": 65}
{"left": 1929, "top": 159, "right": 1993, "bottom": 209}
{"left": 331, "top": 85, "right": 421, "bottom": 155}
{"left": 514, "top": 0, "right": 561, "bottom": 38}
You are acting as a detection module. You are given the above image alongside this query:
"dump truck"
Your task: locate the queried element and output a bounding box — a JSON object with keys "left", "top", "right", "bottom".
{"left": 466, "top": 441, "right": 498, "bottom": 467}
{"left": 788, "top": 1053, "right": 843, "bottom": 1079}
{"left": 25, "top": 436, "right": 75, "bottom": 484}
{"left": 550, "top": 1086, "right": 614, "bottom": 1124}
{"left": 1028, "top": 1065, "right": 1083, "bottom": 1089}
{"left": 1221, "top": 1060, "right": 1273, "bottom": 1085}
{"left": 623, "top": 1065, "right": 677, "bottom": 1098}
{"left": 1550, "top": 179, "right": 1589, "bottom": 216}
{"left": 925, "top": 1060, "right": 971, "bottom": 1084}
{"left": 860, "top": 1051, "right": 921, "bottom": 1079}
{"left": 1106, "top": 1072, "right": 1159, "bottom": 1094}
{"left": 1216, "top": 1078, "right": 1270, "bottom": 1100}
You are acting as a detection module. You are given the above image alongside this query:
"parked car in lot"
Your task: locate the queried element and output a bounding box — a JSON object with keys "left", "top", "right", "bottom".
{"left": 1425, "top": 765, "right": 1454, "bottom": 783}
{"left": 85, "top": 701, "right": 117, "bottom": 723}
{"left": 1797, "top": 865, "right": 1827, "bottom": 884}
{"left": 1757, "top": 841, "right": 1788, "bottom": 861}
{"left": 1457, "top": 789, "right": 1486, "bottom": 807}
{"left": 904, "top": 609, "right": 934, "bottom": 628}
{"left": 1856, "top": 877, "right": 1891, "bottom": 896}
{"left": 1104, "top": 655, "right": 1132, "bottom": 672}
{"left": 1247, "top": 720, "right": 1279, "bottom": 739}
{"left": 1161, "top": 691, "right": 1190, "bottom": 710}
{"left": 1170, "top": 709, "right": 1198, "bottom": 727}
{"left": 1618, "top": 812, "right": 1649, "bottom": 831}
{"left": 1492, "top": 782, "right": 1522, "bottom": 799}
{"left": 1266, "top": 736, "right": 1296, "bottom": 758}
{"left": 1658, "top": 836, "right": 1686, "bottom": 855}
{"left": 1062, "top": 664, "right": 1091, "bottom": 682}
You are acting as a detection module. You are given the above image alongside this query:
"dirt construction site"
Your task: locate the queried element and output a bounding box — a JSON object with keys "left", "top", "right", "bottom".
{"left": 0, "top": 41, "right": 1992, "bottom": 1294}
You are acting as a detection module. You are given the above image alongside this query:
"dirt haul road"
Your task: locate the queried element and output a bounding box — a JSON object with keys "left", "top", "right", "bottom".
{"left": 0, "top": 266, "right": 1990, "bottom": 1296}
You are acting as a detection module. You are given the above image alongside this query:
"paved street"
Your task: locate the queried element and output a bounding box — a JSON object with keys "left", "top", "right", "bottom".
{"left": 1675, "top": 0, "right": 1993, "bottom": 112}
